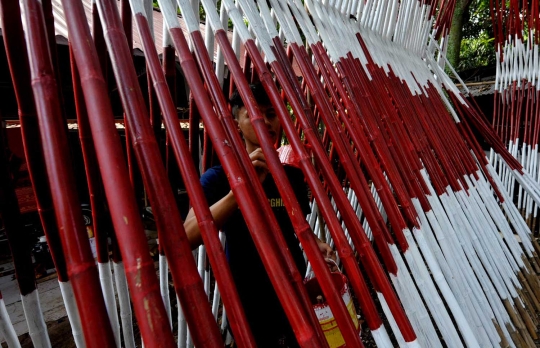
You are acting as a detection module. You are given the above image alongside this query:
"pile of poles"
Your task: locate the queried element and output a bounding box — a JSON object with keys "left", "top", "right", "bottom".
{"left": 489, "top": 0, "right": 540, "bottom": 238}
{"left": 0, "top": 0, "right": 539, "bottom": 347}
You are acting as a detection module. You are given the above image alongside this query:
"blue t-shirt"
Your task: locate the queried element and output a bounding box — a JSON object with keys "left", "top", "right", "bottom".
{"left": 200, "top": 164, "right": 310, "bottom": 347}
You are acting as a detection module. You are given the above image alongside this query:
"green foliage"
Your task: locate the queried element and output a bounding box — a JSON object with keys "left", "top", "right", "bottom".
{"left": 458, "top": 0, "right": 496, "bottom": 70}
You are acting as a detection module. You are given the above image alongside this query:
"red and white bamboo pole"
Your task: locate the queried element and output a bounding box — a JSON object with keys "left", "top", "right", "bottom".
{"left": 62, "top": 0, "right": 216, "bottom": 345}
{"left": 69, "top": 47, "right": 123, "bottom": 348}
{"left": 197, "top": 0, "right": 364, "bottom": 344}
{"left": 18, "top": 0, "right": 117, "bottom": 345}
{"left": 158, "top": 0, "right": 174, "bottom": 329}
{"left": 300, "top": 0, "right": 540, "bottom": 346}
{"left": 274, "top": 1, "right": 471, "bottom": 346}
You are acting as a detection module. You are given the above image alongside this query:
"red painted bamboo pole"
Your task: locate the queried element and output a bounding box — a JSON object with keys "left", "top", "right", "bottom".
{"left": 238, "top": 36, "right": 385, "bottom": 335}
{"left": 42, "top": 0, "right": 68, "bottom": 122}
{"left": 271, "top": 40, "right": 404, "bottom": 263}
{"left": 0, "top": 0, "right": 68, "bottom": 283}
{"left": 93, "top": 0, "right": 225, "bottom": 345}
{"left": 19, "top": 0, "right": 116, "bottom": 346}
{"left": 309, "top": 42, "right": 417, "bottom": 234}
{"left": 314, "top": 44, "right": 424, "bottom": 237}
{"left": 188, "top": 94, "right": 201, "bottom": 174}
{"left": 91, "top": 0, "right": 108, "bottom": 79}
{"left": 120, "top": 0, "right": 139, "bottom": 190}
{"left": 70, "top": 47, "right": 110, "bottom": 265}
{"left": 268, "top": 48, "right": 420, "bottom": 342}
{"left": 131, "top": 8, "right": 256, "bottom": 346}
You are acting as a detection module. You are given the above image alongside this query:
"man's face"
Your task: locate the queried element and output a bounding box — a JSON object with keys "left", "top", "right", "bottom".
{"left": 236, "top": 104, "right": 280, "bottom": 152}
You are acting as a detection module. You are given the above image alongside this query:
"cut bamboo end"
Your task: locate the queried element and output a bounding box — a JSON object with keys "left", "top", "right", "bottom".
{"left": 513, "top": 295, "right": 538, "bottom": 339}
{"left": 531, "top": 240, "right": 540, "bottom": 261}
{"left": 516, "top": 271, "right": 540, "bottom": 313}
{"left": 493, "top": 320, "right": 510, "bottom": 348}
{"left": 529, "top": 255, "right": 540, "bottom": 274}
{"left": 521, "top": 259, "right": 540, "bottom": 300}
{"left": 503, "top": 299, "right": 523, "bottom": 329}
{"left": 506, "top": 323, "right": 525, "bottom": 348}
{"left": 520, "top": 326, "right": 536, "bottom": 348}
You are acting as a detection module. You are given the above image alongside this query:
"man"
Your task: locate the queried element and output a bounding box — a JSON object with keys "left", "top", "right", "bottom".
{"left": 183, "top": 84, "right": 334, "bottom": 347}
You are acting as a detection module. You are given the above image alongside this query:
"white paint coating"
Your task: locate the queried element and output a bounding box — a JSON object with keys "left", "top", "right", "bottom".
{"left": 21, "top": 289, "right": 51, "bottom": 348}
{"left": 113, "top": 261, "right": 136, "bottom": 348}
{"left": 0, "top": 297, "right": 21, "bottom": 348}
{"left": 98, "top": 262, "right": 121, "bottom": 347}
{"left": 58, "top": 281, "right": 85, "bottom": 348}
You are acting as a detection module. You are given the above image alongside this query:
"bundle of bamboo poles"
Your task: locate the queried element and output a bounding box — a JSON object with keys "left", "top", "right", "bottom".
{"left": 0, "top": 0, "right": 539, "bottom": 347}
{"left": 488, "top": 0, "right": 540, "bottom": 236}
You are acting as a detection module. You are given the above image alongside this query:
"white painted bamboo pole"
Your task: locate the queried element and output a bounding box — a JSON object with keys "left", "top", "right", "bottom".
{"left": 113, "top": 261, "right": 136, "bottom": 348}
{"left": 58, "top": 282, "right": 85, "bottom": 348}
{"left": 177, "top": 295, "right": 187, "bottom": 348}
{"left": 20, "top": 290, "right": 51, "bottom": 348}
{"left": 97, "top": 262, "right": 120, "bottom": 347}
{"left": 420, "top": 170, "right": 509, "bottom": 347}
{"left": 0, "top": 295, "right": 21, "bottom": 348}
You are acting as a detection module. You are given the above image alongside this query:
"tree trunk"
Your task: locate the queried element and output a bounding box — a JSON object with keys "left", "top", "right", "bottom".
{"left": 447, "top": 0, "right": 471, "bottom": 68}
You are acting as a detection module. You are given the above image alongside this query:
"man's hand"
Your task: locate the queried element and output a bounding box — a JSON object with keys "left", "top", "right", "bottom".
{"left": 249, "top": 148, "right": 269, "bottom": 183}
{"left": 317, "top": 239, "right": 338, "bottom": 272}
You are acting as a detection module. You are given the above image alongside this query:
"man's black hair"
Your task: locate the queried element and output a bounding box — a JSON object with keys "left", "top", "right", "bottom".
{"left": 229, "top": 83, "right": 272, "bottom": 117}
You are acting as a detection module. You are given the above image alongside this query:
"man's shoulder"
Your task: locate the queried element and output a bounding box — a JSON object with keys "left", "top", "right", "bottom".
{"left": 200, "top": 165, "right": 226, "bottom": 184}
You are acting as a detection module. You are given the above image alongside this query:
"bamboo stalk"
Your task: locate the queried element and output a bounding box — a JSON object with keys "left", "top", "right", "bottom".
{"left": 19, "top": 0, "right": 116, "bottom": 345}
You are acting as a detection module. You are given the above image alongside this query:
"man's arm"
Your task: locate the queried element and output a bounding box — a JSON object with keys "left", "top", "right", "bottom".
{"left": 184, "top": 148, "right": 269, "bottom": 250}
{"left": 184, "top": 190, "right": 238, "bottom": 249}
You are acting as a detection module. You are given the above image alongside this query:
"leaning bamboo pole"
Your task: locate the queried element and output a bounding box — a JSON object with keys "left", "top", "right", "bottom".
{"left": 69, "top": 47, "right": 122, "bottom": 348}
{"left": 17, "top": 0, "right": 116, "bottom": 346}
{"left": 0, "top": 290, "right": 19, "bottom": 348}
{"left": 262, "top": 1, "right": 459, "bottom": 341}
{"left": 196, "top": 0, "right": 363, "bottom": 344}
{"left": 284, "top": 3, "right": 475, "bottom": 345}
{"left": 61, "top": 0, "right": 206, "bottom": 346}
{"left": 90, "top": 2, "right": 136, "bottom": 346}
